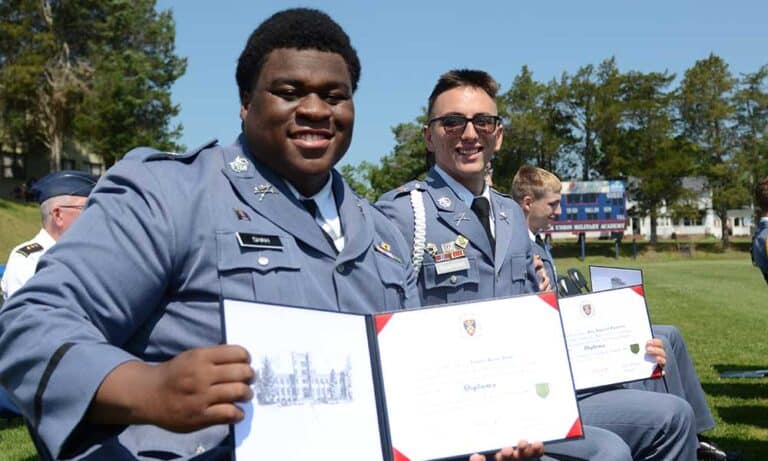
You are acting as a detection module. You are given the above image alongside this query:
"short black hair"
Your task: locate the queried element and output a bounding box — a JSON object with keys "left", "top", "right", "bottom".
{"left": 427, "top": 69, "right": 499, "bottom": 118}
{"left": 236, "top": 8, "right": 361, "bottom": 104}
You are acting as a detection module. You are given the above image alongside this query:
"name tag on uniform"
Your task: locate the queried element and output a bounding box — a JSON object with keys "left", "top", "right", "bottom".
{"left": 435, "top": 257, "right": 470, "bottom": 275}
{"left": 236, "top": 233, "right": 282, "bottom": 250}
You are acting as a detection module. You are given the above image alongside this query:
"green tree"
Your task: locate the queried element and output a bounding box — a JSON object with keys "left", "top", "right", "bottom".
{"left": 0, "top": 0, "right": 186, "bottom": 170}
{"left": 678, "top": 54, "right": 745, "bottom": 245}
{"left": 559, "top": 58, "right": 623, "bottom": 180}
{"left": 494, "top": 66, "right": 573, "bottom": 192}
{"left": 341, "top": 116, "right": 428, "bottom": 201}
{"left": 732, "top": 65, "right": 768, "bottom": 222}
{"left": 616, "top": 71, "right": 691, "bottom": 244}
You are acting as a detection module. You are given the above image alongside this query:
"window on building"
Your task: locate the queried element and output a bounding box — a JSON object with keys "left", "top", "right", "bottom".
{"left": 84, "top": 162, "right": 103, "bottom": 176}
{"left": 61, "top": 159, "right": 76, "bottom": 170}
{"left": 681, "top": 211, "right": 705, "bottom": 226}
{"left": 2, "top": 154, "right": 24, "bottom": 179}
{"left": 586, "top": 212, "right": 599, "bottom": 220}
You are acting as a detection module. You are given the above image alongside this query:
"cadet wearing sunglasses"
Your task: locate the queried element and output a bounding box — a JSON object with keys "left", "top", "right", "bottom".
{"left": 377, "top": 68, "right": 698, "bottom": 461}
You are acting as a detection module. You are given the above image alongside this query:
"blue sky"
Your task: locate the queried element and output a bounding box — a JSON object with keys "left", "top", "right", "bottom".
{"left": 156, "top": 0, "right": 768, "bottom": 168}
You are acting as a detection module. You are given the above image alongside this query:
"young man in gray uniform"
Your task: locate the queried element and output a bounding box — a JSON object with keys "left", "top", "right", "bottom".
{"left": 753, "top": 177, "right": 768, "bottom": 285}
{"left": 377, "top": 69, "right": 698, "bottom": 461}
{"left": 0, "top": 10, "right": 548, "bottom": 461}
{"left": 512, "top": 165, "right": 738, "bottom": 461}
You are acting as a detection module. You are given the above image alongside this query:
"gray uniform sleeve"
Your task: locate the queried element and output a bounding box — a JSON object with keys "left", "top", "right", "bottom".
{"left": 0, "top": 158, "right": 176, "bottom": 458}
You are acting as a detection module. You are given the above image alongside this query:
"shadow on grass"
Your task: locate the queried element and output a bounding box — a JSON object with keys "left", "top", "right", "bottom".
{"left": 0, "top": 415, "right": 25, "bottom": 429}
{"left": 710, "top": 435, "right": 768, "bottom": 459}
{"left": 716, "top": 405, "right": 768, "bottom": 429}
{"left": 702, "top": 381, "right": 768, "bottom": 399}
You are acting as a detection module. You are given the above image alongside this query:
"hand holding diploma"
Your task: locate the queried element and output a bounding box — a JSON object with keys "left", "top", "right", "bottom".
{"left": 469, "top": 440, "right": 545, "bottom": 460}
{"left": 645, "top": 338, "right": 666, "bottom": 368}
{"left": 533, "top": 255, "right": 551, "bottom": 292}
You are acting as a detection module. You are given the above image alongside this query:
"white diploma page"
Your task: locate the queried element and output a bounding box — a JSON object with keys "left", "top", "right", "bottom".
{"left": 559, "top": 286, "right": 661, "bottom": 391}
{"left": 375, "top": 293, "right": 582, "bottom": 461}
{"left": 223, "top": 299, "right": 384, "bottom": 461}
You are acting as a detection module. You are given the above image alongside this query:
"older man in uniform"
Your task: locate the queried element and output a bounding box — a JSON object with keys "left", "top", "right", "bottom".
{"left": 377, "top": 69, "right": 698, "bottom": 461}
{"left": 512, "top": 165, "right": 739, "bottom": 461}
{"left": 0, "top": 10, "right": 546, "bottom": 461}
{"left": 0, "top": 170, "right": 95, "bottom": 417}
{"left": 1, "top": 170, "right": 96, "bottom": 300}
{"left": 753, "top": 177, "right": 768, "bottom": 286}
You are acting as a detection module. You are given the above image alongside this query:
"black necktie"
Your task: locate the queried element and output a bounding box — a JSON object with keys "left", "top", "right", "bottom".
{"left": 300, "top": 199, "right": 338, "bottom": 253}
{"left": 471, "top": 197, "right": 494, "bottom": 251}
{"left": 535, "top": 234, "right": 552, "bottom": 259}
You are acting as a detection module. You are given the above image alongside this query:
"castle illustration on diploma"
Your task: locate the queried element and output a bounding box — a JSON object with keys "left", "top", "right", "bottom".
{"left": 254, "top": 351, "right": 354, "bottom": 406}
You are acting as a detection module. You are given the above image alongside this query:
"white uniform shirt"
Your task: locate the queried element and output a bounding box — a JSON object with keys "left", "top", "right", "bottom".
{"left": 1, "top": 229, "right": 56, "bottom": 301}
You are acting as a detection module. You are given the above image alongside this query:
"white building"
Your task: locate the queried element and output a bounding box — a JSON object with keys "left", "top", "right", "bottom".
{"left": 627, "top": 177, "right": 753, "bottom": 239}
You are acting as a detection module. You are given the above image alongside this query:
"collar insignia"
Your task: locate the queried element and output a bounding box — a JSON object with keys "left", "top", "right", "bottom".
{"left": 229, "top": 155, "right": 249, "bottom": 173}
{"left": 254, "top": 184, "right": 277, "bottom": 201}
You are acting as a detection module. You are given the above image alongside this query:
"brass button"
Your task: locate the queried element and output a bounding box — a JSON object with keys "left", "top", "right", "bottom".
{"left": 450, "top": 275, "right": 458, "bottom": 284}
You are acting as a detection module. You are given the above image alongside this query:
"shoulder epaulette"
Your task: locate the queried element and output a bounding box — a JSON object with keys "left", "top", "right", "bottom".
{"left": 491, "top": 187, "right": 511, "bottom": 198}
{"left": 380, "top": 180, "right": 426, "bottom": 201}
{"left": 123, "top": 139, "right": 218, "bottom": 162}
{"left": 16, "top": 242, "right": 43, "bottom": 257}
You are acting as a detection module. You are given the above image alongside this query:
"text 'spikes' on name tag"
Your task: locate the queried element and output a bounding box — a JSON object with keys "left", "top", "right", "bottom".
{"left": 236, "top": 232, "right": 283, "bottom": 250}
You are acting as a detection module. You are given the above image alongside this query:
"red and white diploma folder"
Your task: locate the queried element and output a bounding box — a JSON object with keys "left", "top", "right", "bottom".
{"left": 223, "top": 292, "right": 582, "bottom": 461}
{"left": 559, "top": 285, "right": 662, "bottom": 391}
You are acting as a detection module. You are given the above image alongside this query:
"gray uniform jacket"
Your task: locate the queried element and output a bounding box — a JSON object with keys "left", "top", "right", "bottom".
{"left": 0, "top": 136, "right": 417, "bottom": 460}
{"left": 531, "top": 239, "right": 556, "bottom": 289}
{"left": 376, "top": 167, "right": 538, "bottom": 306}
{"left": 752, "top": 218, "right": 768, "bottom": 285}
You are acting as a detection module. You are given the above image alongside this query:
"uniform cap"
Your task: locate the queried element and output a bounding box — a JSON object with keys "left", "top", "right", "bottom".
{"left": 32, "top": 170, "right": 98, "bottom": 204}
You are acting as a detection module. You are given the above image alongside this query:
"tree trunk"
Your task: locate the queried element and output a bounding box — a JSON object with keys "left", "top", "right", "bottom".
{"left": 719, "top": 208, "right": 730, "bottom": 247}
{"left": 649, "top": 209, "right": 658, "bottom": 246}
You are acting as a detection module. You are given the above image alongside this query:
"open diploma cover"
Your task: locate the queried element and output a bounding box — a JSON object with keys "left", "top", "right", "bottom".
{"left": 223, "top": 293, "right": 583, "bottom": 461}
{"left": 558, "top": 286, "right": 662, "bottom": 391}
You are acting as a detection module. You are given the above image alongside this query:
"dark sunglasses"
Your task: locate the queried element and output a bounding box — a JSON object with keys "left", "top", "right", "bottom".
{"left": 427, "top": 114, "right": 501, "bottom": 135}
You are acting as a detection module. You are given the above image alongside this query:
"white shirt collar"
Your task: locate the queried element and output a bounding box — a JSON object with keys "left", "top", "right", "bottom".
{"left": 285, "top": 175, "right": 344, "bottom": 251}
{"left": 528, "top": 229, "right": 536, "bottom": 243}
{"left": 761, "top": 217, "right": 768, "bottom": 225}
{"left": 37, "top": 228, "right": 57, "bottom": 248}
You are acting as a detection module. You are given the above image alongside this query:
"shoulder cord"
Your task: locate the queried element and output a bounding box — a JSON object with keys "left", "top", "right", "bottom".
{"left": 409, "top": 189, "right": 426, "bottom": 274}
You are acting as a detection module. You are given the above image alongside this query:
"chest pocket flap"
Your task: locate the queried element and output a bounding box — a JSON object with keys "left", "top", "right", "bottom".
{"left": 509, "top": 254, "right": 529, "bottom": 281}
{"left": 422, "top": 258, "right": 480, "bottom": 290}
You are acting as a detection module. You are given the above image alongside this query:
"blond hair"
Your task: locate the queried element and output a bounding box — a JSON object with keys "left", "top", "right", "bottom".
{"left": 511, "top": 165, "right": 562, "bottom": 202}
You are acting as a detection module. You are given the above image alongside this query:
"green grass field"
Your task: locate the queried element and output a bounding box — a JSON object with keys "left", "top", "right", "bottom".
{"left": 0, "top": 199, "right": 39, "bottom": 261}
{"left": 1, "top": 197, "right": 766, "bottom": 459}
